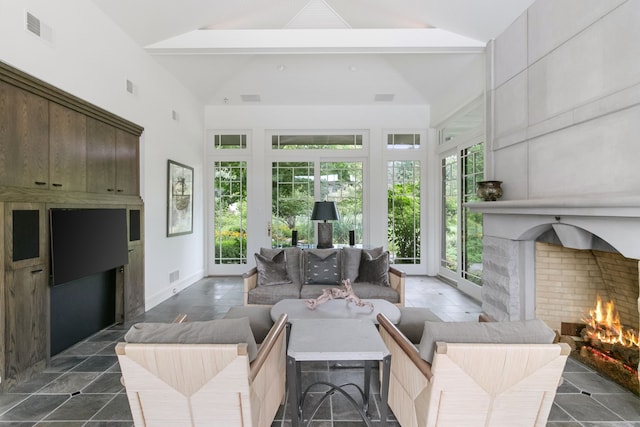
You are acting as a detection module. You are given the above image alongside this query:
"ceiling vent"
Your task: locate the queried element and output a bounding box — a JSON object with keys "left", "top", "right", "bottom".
{"left": 374, "top": 94, "right": 395, "bottom": 102}
{"left": 286, "top": 0, "right": 350, "bottom": 29}
{"left": 25, "top": 11, "right": 53, "bottom": 43}
{"left": 241, "top": 94, "right": 261, "bottom": 103}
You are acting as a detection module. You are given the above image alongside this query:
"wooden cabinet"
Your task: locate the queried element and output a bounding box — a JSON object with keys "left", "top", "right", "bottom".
{"left": 87, "top": 119, "right": 139, "bottom": 195}
{"left": 0, "top": 81, "right": 49, "bottom": 188}
{"left": 124, "top": 244, "right": 145, "bottom": 320}
{"left": 115, "top": 129, "right": 140, "bottom": 195}
{"left": 49, "top": 103, "right": 87, "bottom": 191}
{"left": 4, "top": 264, "right": 48, "bottom": 385}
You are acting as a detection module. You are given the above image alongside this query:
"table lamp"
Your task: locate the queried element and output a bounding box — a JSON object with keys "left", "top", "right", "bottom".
{"left": 311, "top": 201, "right": 339, "bottom": 248}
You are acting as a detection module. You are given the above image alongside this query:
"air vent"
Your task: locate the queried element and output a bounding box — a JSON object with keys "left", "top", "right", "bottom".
{"left": 125, "top": 79, "right": 136, "bottom": 95}
{"left": 171, "top": 110, "right": 179, "bottom": 121}
{"left": 25, "top": 11, "right": 53, "bottom": 43}
{"left": 374, "top": 94, "right": 395, "bottom": 102}
{"left": 241, "top": 94, "right": 261, "bottom": 103}
{"left": 169, "top": 270, "right": 180, "bottom": 283}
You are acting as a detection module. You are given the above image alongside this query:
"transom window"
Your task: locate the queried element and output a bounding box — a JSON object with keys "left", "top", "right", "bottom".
{"left": 271, "top": 134, "right": 363, "bottom": 150}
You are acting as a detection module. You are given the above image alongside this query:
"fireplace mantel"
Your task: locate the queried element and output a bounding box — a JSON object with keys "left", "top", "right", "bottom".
{"left": 466, "top": 194, "right": 640, "bottom": 260}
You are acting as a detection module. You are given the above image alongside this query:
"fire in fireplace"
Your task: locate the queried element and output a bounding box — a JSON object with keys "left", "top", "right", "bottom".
{"left": 569, "top": 295, "right": 640, "bottom": 396}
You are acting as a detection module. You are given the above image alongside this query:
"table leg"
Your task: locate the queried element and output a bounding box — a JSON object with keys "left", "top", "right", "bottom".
{"left": 379, "top": 354, "right": 391, "bottom": 426}
{"left": 363, "top": 360, "right": 372, "bottom": 414}
{"left": 287, "top": 356, "right": 301, "bottom": 427}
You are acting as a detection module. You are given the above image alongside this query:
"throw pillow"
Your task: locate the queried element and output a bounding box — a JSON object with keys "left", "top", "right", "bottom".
{"left": 255, "top": 251, "right": 292, "bottom": 286}
{"left": 260, "top": 247, "right": 302, "bottom": 284}
{"left": 356, "top": 251, "right": 389, "bottom": 286}
{"left": 341, "top": 247, "right": 384, "bottom": 282}
{"left": 304, "top": 250, "right": 340, "bottom": 285}
{"left": 124, "top": 317, "right": 258, "bottom": 362}
{"left": 417, "top": 319, "right": 556, "bottom": 364}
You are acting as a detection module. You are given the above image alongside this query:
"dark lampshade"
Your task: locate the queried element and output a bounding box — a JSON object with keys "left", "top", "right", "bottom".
{"left": 311, "top": 201, "right": 339, "bottom": 222}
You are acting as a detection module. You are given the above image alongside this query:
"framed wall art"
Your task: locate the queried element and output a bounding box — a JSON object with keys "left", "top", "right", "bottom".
{"left": 167, "top": 160, "right": 194, "bottom": 237}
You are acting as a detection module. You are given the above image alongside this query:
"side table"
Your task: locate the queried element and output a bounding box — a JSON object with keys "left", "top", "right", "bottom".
{"left": 286, "top": 318, "right": 391, "bottom": 427}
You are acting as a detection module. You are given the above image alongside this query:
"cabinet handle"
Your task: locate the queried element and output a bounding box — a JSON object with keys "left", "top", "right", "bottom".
{"left": 52, "top": 183, "right": 63, "bottom": 187}
{"left": 117, "top": 189, "right": 124, "bottom": 192}
{"left": 31, "top": 269, "right": 43, "bottom": 274}
{"left": 34, "top": 181, "right": 47, "bottom": 186}
{"left": 128, "top": 249, "right": 134, "bottom": 253}
{"left": 107, "top": 188, "right": 114, "bottom": 192}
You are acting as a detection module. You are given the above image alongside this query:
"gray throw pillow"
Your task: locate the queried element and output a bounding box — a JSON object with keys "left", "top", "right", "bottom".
{"left": 417, "top": 319, "right": 556, "bottom": 364}
{"left": 356, "top": 251, "right": 389, "bottom": 286}
{"left": 341, "top": 247, "right": 383, "bottom": 282}
{"left": 124, "top": 317, "right": 258, "bottom": 362}
{"left": 260, "top": 247, "right": 302, "bottom": 284}
{"left": 255, "top": 250, "right": 292, "bottom": 286}
{"left": 304, "top": 249, "right": 340, "bottom": 284}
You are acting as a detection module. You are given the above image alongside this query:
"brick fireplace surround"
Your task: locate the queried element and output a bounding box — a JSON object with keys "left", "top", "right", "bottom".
{"left": 469, "top": 195, "right": 640, "bottom": 381}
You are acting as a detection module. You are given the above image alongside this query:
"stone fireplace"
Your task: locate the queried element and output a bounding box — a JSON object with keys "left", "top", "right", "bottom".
{"left": 468, "top": 195, "right": 640, "bottom": 391}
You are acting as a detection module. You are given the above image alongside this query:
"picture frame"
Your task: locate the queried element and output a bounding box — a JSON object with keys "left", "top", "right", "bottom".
{"left": 167, "top": 159, "right": 194, "bottom": 237}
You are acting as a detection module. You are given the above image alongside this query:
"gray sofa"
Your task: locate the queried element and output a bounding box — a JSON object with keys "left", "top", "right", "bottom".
{"left": 242, "top": 246, "right": 405, "bottom": 306}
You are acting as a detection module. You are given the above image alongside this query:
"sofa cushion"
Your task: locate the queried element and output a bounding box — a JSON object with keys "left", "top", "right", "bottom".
{"left": 418, "top": 319, "right": 556, "bottom": 363}
{"left": 356, "top": 251, "right": 390, "bottom": 286}
{"left": 248, "top": 283, "right": 301, "bottom": 305}
{"left": 300, "top": 283, "right": 341, "bottom": 300}
{"left": 342, "top": 247, "right": 384, "bottom": 282}
{"left": 260, "top": 247, "right": 302, "bottom": 285}
{"left": 124, "top": 317, "right": 258, "bottom": 361}
{"left": 223, "top": 306, "right": 274, "bottom": 344}
{"left": 350, "top": 283, "right": 399, "bottom": 303}
{"left": 304, "top": 249, "right": 340, "bottom": 285}
{"left": 255, "top": 251, "right": 291, "bottom": 286}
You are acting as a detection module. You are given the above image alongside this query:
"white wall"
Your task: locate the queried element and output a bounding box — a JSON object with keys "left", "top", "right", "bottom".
{"left": 205, "top": 104, "right": 431, "bottom": 272}
{"left": 490, "top": 0, "right": 640, "bottom": 201}
{"left": 0, "top": 0, "right": 205, "bottom": 310}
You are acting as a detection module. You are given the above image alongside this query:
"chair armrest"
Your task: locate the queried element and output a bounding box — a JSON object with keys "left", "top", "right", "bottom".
{"left": 243, "top": 267, "right": 258, "bottom": 305}
{"left": 377, "top": 313, "right": 432, "bottom": 379}
{"left": 173, "top": 313, "right": 188, "bottom": 323}
{"left": 249, "top": 313, "right": 287, "bottom": 382}
{"left": 388, "top": 266, "right": 406, "bottom": 306}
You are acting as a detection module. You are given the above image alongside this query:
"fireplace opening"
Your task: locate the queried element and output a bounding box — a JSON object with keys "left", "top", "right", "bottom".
{"left": 535, "top": 240, "right": 640, "bottom": 396}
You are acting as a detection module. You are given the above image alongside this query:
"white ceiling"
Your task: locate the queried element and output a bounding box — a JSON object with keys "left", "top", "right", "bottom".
{"left": 91, "top": 0, "right": 535, "bottom": 106}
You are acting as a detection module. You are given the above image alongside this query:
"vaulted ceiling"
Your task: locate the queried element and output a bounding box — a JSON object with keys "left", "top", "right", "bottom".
{"left": 92, "top": 0, "right": 534, "bottom": 106}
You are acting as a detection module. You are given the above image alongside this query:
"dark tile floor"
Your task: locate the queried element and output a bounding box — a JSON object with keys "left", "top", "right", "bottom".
{"left": 0, "top": 276, "right": 638, "bottom": 426}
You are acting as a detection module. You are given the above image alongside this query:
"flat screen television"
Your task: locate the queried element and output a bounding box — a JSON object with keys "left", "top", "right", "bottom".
{"left": 50, "top": 208, "right": 128, "bottom": 286}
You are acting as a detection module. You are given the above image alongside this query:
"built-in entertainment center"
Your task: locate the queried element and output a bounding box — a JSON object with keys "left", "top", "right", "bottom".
{"left": 0, "top": 61, "right": 145, "bottom": 390}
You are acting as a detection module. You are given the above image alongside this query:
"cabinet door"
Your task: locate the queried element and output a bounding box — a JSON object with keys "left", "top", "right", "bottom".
{"left": 0, "top": 81, "right": 49, "bottom": 188}
{"left": 49, "top": 103, "right": 87, "bottom": 191}
{"left": 4, "top": 265, "right": 48, "bottom": 381}
{"left": 115, "top": 129, "right": 139, "bottom": 195}
{"left": 86, "top": 117, "right": 117, "bottom": 194}
{"left": 124, "top": 245, "right": 145, "bottom": 320}
{"left": 4, "top": 203, "right": 47, "bottom": 270}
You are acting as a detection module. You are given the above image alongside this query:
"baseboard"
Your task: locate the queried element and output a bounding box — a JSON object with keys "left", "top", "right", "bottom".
{"left": 145, "top": 269, "right": 205, "bottom": 310}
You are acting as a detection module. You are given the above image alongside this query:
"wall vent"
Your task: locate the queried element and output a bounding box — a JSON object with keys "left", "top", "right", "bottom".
{"left": 25, "top": 11, "right": 53, "bottom": 43}
{"left": 374, "top": 94, "right": 395, "bottom": 102}
{"left": 125, "top": 79, "right": 136, "bottom": 95}
{"left": 241, "top": 94, "right": 261, "bottom": 103}
{"left": 171, "top": 110, "right": 179, "bottom": 121}
{"left": 169, "top": 270, "right": 180, "bottom": 283}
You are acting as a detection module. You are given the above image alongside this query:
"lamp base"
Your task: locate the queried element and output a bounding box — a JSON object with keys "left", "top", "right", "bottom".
{"left": 316, "top": 222, "right": 333, "bottom": 249}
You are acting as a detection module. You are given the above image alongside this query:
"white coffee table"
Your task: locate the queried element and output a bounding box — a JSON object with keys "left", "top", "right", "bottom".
{"left": 271, "top": 298, "right": 401, "bottom": 324}
{"left": 286, "top": 318, "right": 391, "bottom": 427}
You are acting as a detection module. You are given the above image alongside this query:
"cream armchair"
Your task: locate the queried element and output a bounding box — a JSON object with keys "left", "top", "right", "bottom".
{"left": 377, "top": 313, "right": 570, "bottom": 427}
{"left": 116, "top": 313, "right": 288, "bottom": 427}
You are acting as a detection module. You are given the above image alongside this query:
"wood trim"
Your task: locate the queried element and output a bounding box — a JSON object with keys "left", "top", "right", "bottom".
{"left": 0, "top": 61, "right": 143, "bottom": 136}
{"left": 377, "top": 313, "right": 432, "bottom": 379}
{"left": 249, "top": 313, "right": 287, "bottom": 382}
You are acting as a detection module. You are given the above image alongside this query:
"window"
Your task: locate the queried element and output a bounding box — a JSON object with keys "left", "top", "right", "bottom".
{"left": 387, "top": 133, "right": 420, "bottom": 150}
{"left": 387, "top": 160, "right": 421, "bottom": 264}
{"left": 461, "top": 143, "right": 484, "bottom": 285}
{"left": 213, "top": 161, "right": 247, "bottom": 264}
{"left": 271, "top": 162, "right": 315, "bottom": 247}
{"left": 214, "top": 134, "right": 246, "bottom": 149}
{"left": 320, "top": 162, "right": 363, "bottom": 245}
{"left": 441, "top": 154, "right": 457, "bottom": 272}
{"left": 272, "top": 134, "right": 362, "bottom": 150}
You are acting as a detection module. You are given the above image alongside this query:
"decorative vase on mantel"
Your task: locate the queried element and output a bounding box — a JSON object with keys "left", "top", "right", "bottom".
{"left": 476, "top": 180, "right": 503, "bottom": 201}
